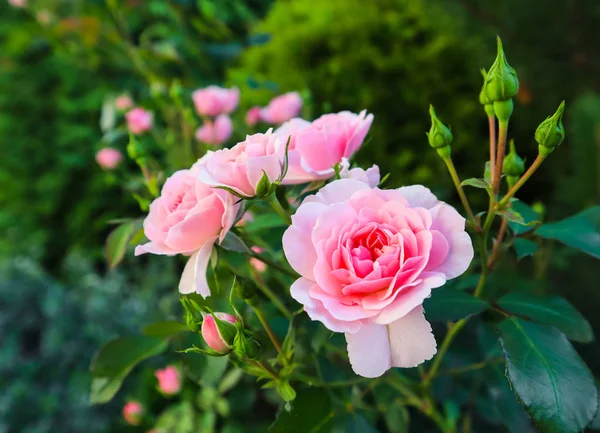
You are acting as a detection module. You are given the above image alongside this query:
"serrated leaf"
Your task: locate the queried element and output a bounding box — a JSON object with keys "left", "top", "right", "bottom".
{"left": 423, "top": 287, "right": 489, "bottom": 322}
{"left": 513, "top": 238, "right": 538, "bottom": 260}
{"left": 219, "top": 231, "right": 252, "bottom": 254}
{"left": 105, "top": 220, "right": 141, "bottom": 269}
{"left": 535, "top": 206, "right": 600, "bottom": 259}
{"left": 142, "top": 320, "right": 188, "bottom": 338}
{"left": 508, "top": 200, "right": 540, "bottom": 235}
{"left": 461, "top": 177, "right": 490, "bottom": 190}
{"left": 89, "top": 335, "right": 168, "bottom": 403}
{"left": 496, "top": 293, "right": 593, "bottom": 343}
{"left": 269, "top": 388, "right": 333, "bottom": 433}
{"left": 497, "top": 318, "right": 598, "bottom": 433}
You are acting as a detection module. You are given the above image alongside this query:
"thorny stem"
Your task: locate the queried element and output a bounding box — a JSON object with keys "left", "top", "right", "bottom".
{"left": 492, "top": 120, "right": 509, "bottom": 194}
{"left": 488, "top": 115, "right": 497, "bottom": 183}
{"left": 250, "top": 359, "right": 278, "bottom": 380}
{"left": 497, "top": 154, "right": 546, "bottom": 209}
{"left": 253, "top": 306, "right": 289, "bottom": 366}
{"left": 442, "top": 157, "right": 477, "bottom": 229}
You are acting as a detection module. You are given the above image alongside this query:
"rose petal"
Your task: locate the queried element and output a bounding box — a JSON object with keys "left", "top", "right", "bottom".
{"left": 345, "top": 322, "right": 391, "bottom": 378}
{"left": 389, "top": 306, "right": 437, "bottom": 368}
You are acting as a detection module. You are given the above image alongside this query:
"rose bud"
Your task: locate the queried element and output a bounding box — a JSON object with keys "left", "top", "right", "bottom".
{"left": 95, "top": 148, "right": 123, "bottom": 170}
{"left": 260, "top": 92, "right": 303, "bottom": 125}
{"left": 122, "top": 401, "right": 144, "bottom": 425}
{"left": 535, "top": 101, "right": 566, "bottom": 157}
{"left": 502, "top": 139, "right": 525, "bottom": 188}
{"left": 126, "top": 107, "right": 153, "bottom": 135}
{"left": 484, "top": 37, "right": 519, "bottom": 103}
{"left": 427, "top": 105, "right": 453, "bottom": 159}
{"left": 246, "top": 106, "right": 262, "bottom": 126}
{"left": 155, "top": 365, "right": 181, "bottom": 396}
{"left": 201, "top": 313, "right": 238, "bottom": 354}
{"left": 192, "top": 86, "right": 239, "bottom": 117}
{"left": 115, "top": 95, "right": 134, "bottom": 111}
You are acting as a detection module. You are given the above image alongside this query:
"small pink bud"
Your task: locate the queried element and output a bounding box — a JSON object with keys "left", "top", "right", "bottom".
{"left": 8, "top": 0, "right": 27, "bottom": 8}
{"left": 95, "top": 148, "right": 123, "bottom": 170}
{"left": 115, "top": 95, "right": 134, "bottom": 111}
{"left": 126, "top": 107, "right": 153, "bottom": 135}
{"left": 201, "top": 313, "right": 237, "bottom": 354}
{"left": 154, "top": 365, "right": 181, "bottom": 395}
{"left": 123, "top": 401, "right": 144, "bottom": 426}
{"left": 245, "top": 106, "right": 261, "bottom": 126}
{"left": 195, "top": 114, "right": 233, "bottom": 146}
{"left": 250, "top": 246, "right": 266, "bottom": 273}
{"left": 260, "top": 92, "right": 302, "bottom": 125}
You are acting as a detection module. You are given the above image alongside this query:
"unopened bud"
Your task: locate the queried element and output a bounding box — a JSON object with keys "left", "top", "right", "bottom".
{"left": 155, "top": 365, "right": 181, "bottom": 396}
{"left": 427, "top": 105, "right": 452, "bottom": 159}
{"left": 503, "top": 139, "right": 525, "bottom": 188}
{"left": 535, "top": 101, "right": 566, "bottom": 157}
{"left": 479, "top": 68, "right": 495, "bottom": 117}
{"left": 233, "top": 332, "right": 261, "bottom": 360}
{"left": 484, "top": 37, "right": 519, "bottom": 103}
{"left": 122, "top": 401, "right": 144, "bottom": 426}
{"left": 201, "top": 313, "right": 238, "bottom": 354}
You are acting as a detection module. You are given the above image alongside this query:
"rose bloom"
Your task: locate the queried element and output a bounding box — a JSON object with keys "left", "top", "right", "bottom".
{"left": 95, "top": 148, "right": 122, "bottom": 170}
{"left": 115, "top": 95, "right": 134, "bottom": 111}
{"left": 123, "top": 401, "right": 143, "bottom": 425}
{"left": 283, "top": 179, "right": 473, "bottom": 378}
{"left": 197, "top": 130, "right": 284, "bottom": 197}
{"left": 246, "top": 106, "right": 262, "bottom": 126}
{"left": 135, "top": 162, "right": 239, "bottom": 297}
{"left": 192, "top": 85, "right": 239, "bottom": 117}
{"left": 260, "top": 92, "right": 303, "bottom": 125}
{"left": 195, "top": 114, "right": 233, "bottom": 146}
{"left": 126, "top": 107, "right": 153, "bottom": 135}
{"left": 155, "top": 365, "right": 181, "bottom": 395}
{"left": 340, "top": 158, "right": 380, "bottom": 188}
{"left": 275, "top": 110, "right": 373, "bottom": 184}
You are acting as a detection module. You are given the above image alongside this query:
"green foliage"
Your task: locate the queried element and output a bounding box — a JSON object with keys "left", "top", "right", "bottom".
{"left": 269, "top": 388, "right": 333, "bottom": 433}
{"left": 423, "top": 288, "right": 489, "bottom": 322}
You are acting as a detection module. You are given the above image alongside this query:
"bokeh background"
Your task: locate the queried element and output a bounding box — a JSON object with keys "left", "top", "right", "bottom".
{"left": 1, "top": 0, "right": 599, "bottom": 432}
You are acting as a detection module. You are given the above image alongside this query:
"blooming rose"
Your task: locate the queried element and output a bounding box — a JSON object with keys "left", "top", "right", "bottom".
{"left": 246, "top": 106, "right": 262, "bottom": 126}
{"left": 115, "top": 95, "right": 134, "bottom": 111}
{"left": 340, "top": 158, "right": 380, "bottom": 188}
{"left": 155, "top": 365, "right": 181, "bottom": 395}
{"left": 197, "top": 130, "right": 284, "bottom": 197}
{"left": 95, "top": 148, "right": 123, "bottom": 170}
{"left": 126, "top": 107, "right": 153, "bottom": 135}
{"left": 192, "top": 86, "right": 239, "bottom": 117}
{"left": 123, "top": 401, "right": 144, "bottom": 425}
{"left": 275, "top": 110, "right": 373, "bottom": 184}
{"left": 195, "top": 114, "right": 233, "bottom": 146}
{"left": 260, "top": 92, "right": 303, "bottom": 124}
{"left": 202, "top": 313, "right": 238, "bottom": 354}
{"left": 282, "top": 179, "right": 473, "bottom": 377}
{"left": 135, "top": 162, "right": 239, "bottom": 297}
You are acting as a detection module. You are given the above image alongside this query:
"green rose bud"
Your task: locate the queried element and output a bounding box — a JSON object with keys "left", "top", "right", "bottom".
{"left": 480, "top": 69, "right": 496, "bottom": 117}
{"left": 535, "top": 101, "right": 566, "bottom": 157}
{"left": 426, "top": 105, "right": 452, "bottom": 159}
{"left": 502, "top": 139, "right": 525, "bottom": 188}
{"left": 484, "top": 37, "right": 519, "bottom": 103}
{"left": 233, "top": 332, "right": 261, "bottom": 360}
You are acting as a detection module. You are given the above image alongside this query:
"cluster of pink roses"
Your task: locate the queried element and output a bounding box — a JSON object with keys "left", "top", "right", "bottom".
{"left": 135, "top": 103, "right": 473, "bottom": 377}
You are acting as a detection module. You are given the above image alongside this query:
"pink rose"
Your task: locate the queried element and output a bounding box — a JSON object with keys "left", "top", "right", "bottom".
{"left": 123, "top": 401, "right": 144, "bottom": 425}
{"left": 8, "top": 0, "right": 27, "bottom": 7}
{"left": 275, "top": 110, "right": 373, "bottom": 184}
{"left": 260, "top": 92, "right": 303, "bottom": 124}
{"left": 126, "top": 107, "right": 153, "bottom": 135}
{"left": 250, "top": 246, "right": 266, "bottom": 273}
{"left": 282, "top": 179, "right": 474, "bottom": 377}
{"left": 340, "top": 158, "right": 380, "bottom": 187}
{"left": 95, "top": 148, "right": 123, "bottom": 170}
{"left": 246, "top": 106, "right": 261, "bottom": 126}
{"left": 115, "top": 95, "right": 134, "bottom": 111}
{"left": 155, "top": 365, "right": 181, "bottom": 395}
{"left": 202, "top": 313, "right": 238, "bottom": 354}
{"left": 192, "top": 86, "right": 239, "bottom": 117}
{"left": 134, "top": 162, "right": 239, "bottom": 297}
{"left": 195, "top": 114, "right": 233, "bottom": 146}
{"left": 197, "top": 130, "right": 284, "bottom": 197}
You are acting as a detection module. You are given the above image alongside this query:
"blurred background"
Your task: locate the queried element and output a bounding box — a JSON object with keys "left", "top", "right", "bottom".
{"left": 1, "top": 0, "right": 599, "bottom": 432}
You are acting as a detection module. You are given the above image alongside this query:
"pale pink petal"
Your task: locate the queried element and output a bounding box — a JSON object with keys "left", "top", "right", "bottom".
{"left": 304, "top": 179, "right": 370, "bottom": 206}
{"left": 389, "top": 306, "right": 437, "bottom": 368}
{"left": 178, "top": 250, "right": 199, "bottom": 294}
{"left": 396, "top": 185, "right": 439, "bottom": 209}
{"left": 194, "top": 238, "right": 217, "bottom": 297}
{"left": 345, "top": 323, "right": 391, "bottom": 378}
{"left": 135, "top": 241, "right": 177, "bottom": 256}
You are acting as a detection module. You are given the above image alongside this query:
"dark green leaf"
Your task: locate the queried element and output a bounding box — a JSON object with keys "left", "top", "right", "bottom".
{"left": 345, "top": 411, "right": 380, "bottom": 433}
{"left": 508, "top": 200, "right": 540, "bottom": 235}
{"left": 497, "top": 207, "right": 538, "bottom": 227}
{"left": 89, "top": 335, "right": 168, "bottom": 403}
{"left": 244, "top": 214, "right": 287, "bottom": 233}
{"left": 105, "top": 220, "right": 141, "bottom": 269}
{"left": 142, "top": 320, "right": 188, "bottom": 338}
{"left": 423, "top": 287, "right": 489, "bottom": 322}
{"left": 461, "top": 177, "right": 490, "bottom": 190}
{"left": 202, "top": 356, "right": 229, "bottom": 386}
{"left": 513, "top": 238, "right": 538, "bottom": 259}
{"left": 269, "top": 388, "right": 333, "bottom": 433}
{"left": 497, "top": 318, "right": 598, "bottom": 433}
{"left": 535, "top": 206, "right": 600, "bottom": 259}
{"left": 219, "top": 231, "right": 252, "bottom": 254}
{"left": 496, "top": 293, "right": 593, "bottom": 343}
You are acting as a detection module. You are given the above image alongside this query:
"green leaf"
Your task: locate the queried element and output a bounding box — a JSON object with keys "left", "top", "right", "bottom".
{"left": 202, "top": 356, "right": 229, "bottom": 387}
{"left": 269, "top": 388, "right": 333, "bottom": 433}
{"left": 513, "top": 238, "right": 538, "bottom": 259}
{"left": 105, "top": 220, "right": 141, "bottom": 269}
{"left": 461, "top": 177, "right": 490, "bottom": 190}
{"left": 142, "top": 320, "right": 189, "bottom": 338}
{"left": 423, "top": 287, "right": 489, "bottom": 322}
{"left": 275, "top": 380, "right": 297, "bottom": 402}
{"left": 154, "top": 401, "right": 195, "bottom": 433}
{"left": 496, "top": 293, "right": 593, "bottom": 343}
{"left": 345, "top": 411, "right": 380, "bottom": 433}
{"left": 219, "top": 231, "right": 252, "bottom": 254}
{"left": 218, "top": 368, "right": 244, "bottom": 394}
{"left": 244, "top": 214, "right": 287, "bottom": 233}
{"left": 508, "top": 200, "right": 540, "bottom": 235}
{"left": 89, "top": 335, "right": 168, "bottom": 404}
{"left": 497, "top": 318, "right": 598, "bottom": 433}
{"left": 535, "top": 206, "right": 600, "bottom": 259}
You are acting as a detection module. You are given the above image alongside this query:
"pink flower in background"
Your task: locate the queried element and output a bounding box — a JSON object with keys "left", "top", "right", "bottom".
{"left": 8, "top": 0, "right": 27, "bottom": 7}
{"left": 340, "top": 158, "right": 380, "bottom": 187}
{"left": 260, "top": 92, "right": 303, "bottom": 124}
{"left": 197, "top": 130, "right": 284, "bottom": 197}
{"left": 192, "top": 86, "right": 239, "bottom": 117}
{"left": 275, "top": 110, "right": 373, "bottom": 184}
{"left": 202, "top": 313, "right": 238, "bottom": 354}
{"left": 246, "top": 106, "right": 262, "bottom": 126}
{"left": 250, "top": 246, "right": 267, "bottom": 273}
{"left": 95, "top": 148, "right": 122, "bottom": 170}
{"left": 195, "top": 114, "right": 233, "bottom": 146}
{"left": 123, "top": 401, "right": 144, "bottom": 425}
{"left": 155, "top": 365, "right": 181, "bottom": 395}
{"left": 135, "top": 162, "right": 239, "bottom": 297}
{"left": 126, "top": 107, "right": 152, "bottom": 135}
{"left": 115, "top": 95, "right": 134, "bottom": 111}
{"left": 235, "top": 211, "right": 254, "bottom": 227}
{"left": 282, "top": 179, "right": 473, "bottom": 377}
